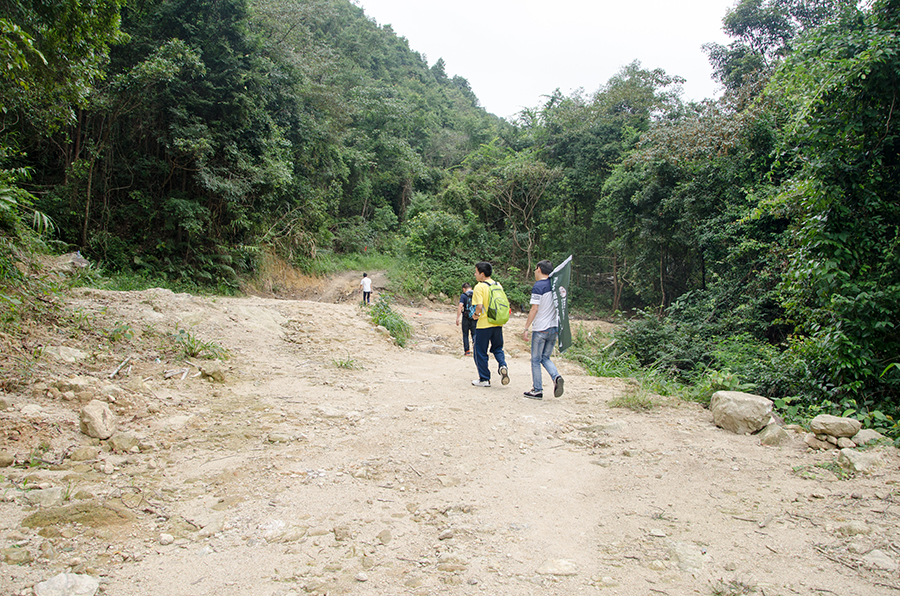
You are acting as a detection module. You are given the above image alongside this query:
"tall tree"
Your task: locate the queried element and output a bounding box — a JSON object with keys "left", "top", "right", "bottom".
{"left": 765, "top": 0, "right": 900, "bottom": 407}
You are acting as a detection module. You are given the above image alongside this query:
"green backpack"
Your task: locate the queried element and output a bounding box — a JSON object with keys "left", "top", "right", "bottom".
{"left": 483, "top": 281, "right": 511, "bottom": 326}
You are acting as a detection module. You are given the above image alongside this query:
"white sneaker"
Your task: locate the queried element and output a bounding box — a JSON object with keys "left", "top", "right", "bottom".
{"left": 499, "top": 366, "right": 509, "bottom": 385}
{"left": 472, "top": 379, "right": 490, "bottom": 387}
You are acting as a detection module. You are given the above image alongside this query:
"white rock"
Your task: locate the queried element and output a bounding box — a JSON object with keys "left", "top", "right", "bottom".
{"left": 33, "top": 573, "right": 99, "bottom": 596}
{"left": 836, "top": 448, "right": 884, "bottom": 474}
{"left": 79, "top": 400, "right": 116, "bottom": 440}
{"left": 863, "top": 549, "right": 898, "bottom": 571}
{"left": 536, "top": 559, "right": 578, "bottom": 576}
{"left": 20, "top": 404, "right": 43, "bottom": 416}
{"left": 758, "top": 424, "right": 791, "bottom": 447}
{"left": 710, "top": 391, "right": 773, "bottom": 435}
{"left": 669, "top": 541, "right": 706, "bottom": 573}
{"left": 23, "top": 487, "right": 65, "bottom": 508}
{"left": 852, "top": 428, "right": 884, "bottom": 445}
{"left": 43, "top": 346, "right": 88, "bottom": 363}
{"left": 810, "top": 414, "right": 862, "bottom": 438}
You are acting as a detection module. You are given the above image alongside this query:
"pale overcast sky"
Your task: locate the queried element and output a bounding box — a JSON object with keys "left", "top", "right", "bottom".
{"left": 355, "top": 0, "right": 737, "bottom": 119}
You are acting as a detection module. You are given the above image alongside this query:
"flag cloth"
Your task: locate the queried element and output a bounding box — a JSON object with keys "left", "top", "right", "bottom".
{"left": 550, "top": 255, "right": 572, "bottom": 352}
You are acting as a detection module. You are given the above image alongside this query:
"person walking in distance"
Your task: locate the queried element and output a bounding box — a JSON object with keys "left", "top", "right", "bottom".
{"left": 471, "top": 262, "right": 509, "bottom": 387}
{"left": 521, "top": 260, "right": 564, "bottom": 399}
{"left": 456, "top": 282, "right": 476, "bottom": 356}
{"left": 360, "top": 273, "right": 372, "bottom": 305}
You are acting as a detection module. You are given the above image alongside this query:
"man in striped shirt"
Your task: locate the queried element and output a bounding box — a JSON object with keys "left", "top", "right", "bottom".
{"left": 521, "top": 260, "right": 564, "bottom": 400}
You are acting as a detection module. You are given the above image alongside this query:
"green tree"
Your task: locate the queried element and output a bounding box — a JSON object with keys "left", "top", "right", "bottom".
{"left": 704, "top": 0, "right": 857, "bottom": 91}
{"left": 764, "top": 0, "right": 900, "bottom": 409}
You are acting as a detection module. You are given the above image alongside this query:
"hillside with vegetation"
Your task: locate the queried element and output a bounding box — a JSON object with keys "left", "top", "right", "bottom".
{"left": 2, "top": 0, "right": 899, "bottom": 435}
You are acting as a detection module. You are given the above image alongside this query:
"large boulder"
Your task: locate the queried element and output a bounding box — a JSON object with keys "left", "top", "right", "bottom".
{"left": 710, "top": 391, "right": 773, "bottom": 435}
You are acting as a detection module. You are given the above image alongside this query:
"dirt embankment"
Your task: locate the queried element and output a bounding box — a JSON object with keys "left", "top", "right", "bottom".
{"left": 0, "top": 270, "right": 898, "bottom": 596}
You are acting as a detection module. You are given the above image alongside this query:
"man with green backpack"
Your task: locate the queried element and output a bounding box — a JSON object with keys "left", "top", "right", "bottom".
{"left": 471, "top": 261, "right": 511, "bottom": 388}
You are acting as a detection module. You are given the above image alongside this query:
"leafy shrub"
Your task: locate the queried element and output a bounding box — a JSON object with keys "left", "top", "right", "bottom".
{"left": 404, "top": 210, "right": 465, "bottom": 261}
{"left": 368, "top": 293, "right": 413, "bottom": 347}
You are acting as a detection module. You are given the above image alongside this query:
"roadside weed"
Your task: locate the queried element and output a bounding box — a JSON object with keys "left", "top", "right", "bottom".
{"left": 169, "top": 325, "right": 230, "bottom": 360}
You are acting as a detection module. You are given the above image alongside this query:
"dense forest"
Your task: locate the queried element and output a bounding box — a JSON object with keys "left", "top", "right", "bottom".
{"left": 2, "top": 0, "right": 898, "bottom": 433}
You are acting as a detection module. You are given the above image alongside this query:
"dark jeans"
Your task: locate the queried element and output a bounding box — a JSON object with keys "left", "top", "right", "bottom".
{"left": 474, "top": 325, "right": 507, "bottom": 382}
{"left": 461, "top": 317, "right": 476, "bottom": 353}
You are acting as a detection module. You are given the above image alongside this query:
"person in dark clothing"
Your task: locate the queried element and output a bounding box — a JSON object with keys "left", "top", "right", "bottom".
{"left": 455, "top": 282, "right": 476, "bottom": 356}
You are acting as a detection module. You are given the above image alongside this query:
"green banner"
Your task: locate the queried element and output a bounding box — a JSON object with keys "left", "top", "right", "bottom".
{"left": 550, "top": 255, "right": 572, "bottom": 352}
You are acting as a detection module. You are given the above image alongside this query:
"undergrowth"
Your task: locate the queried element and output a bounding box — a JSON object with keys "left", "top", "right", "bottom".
{"left": 367, "top": 293, "right": 413, "bottom": 347}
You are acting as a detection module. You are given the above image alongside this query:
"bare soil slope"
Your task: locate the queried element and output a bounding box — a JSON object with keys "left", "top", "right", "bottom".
{"left": 1, "top": 273, "right": 899, "bottom": 596}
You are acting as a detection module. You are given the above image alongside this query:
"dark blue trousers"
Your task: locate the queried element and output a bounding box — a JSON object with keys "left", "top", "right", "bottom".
{"left": 474, "top": 326, "right": 507, "bottom": 382}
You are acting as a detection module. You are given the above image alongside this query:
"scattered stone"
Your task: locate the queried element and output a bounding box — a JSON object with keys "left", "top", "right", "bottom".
{"left": 0, "top": 450, "right": 15, "bottom": 467}
{"left": 377, "top": 529, "right": 392, "bottom": 544}
{"left": 836, "top": 448, "right": 883, "bottom": 474}
{"left": 48, "top": 251, "right": 91, "bottom": 273}
{"left": 862, "top": 549, "right": 898, "bottom": 572}
{"left": 804, "top": 433, "right": 836, "bottom": 450}
{"left": 593, "top": 576, "right": 620, "bottom": 587}
{"left": 80, "top": 400, "right": 116, "bottom": 440}
{"left": 21, "top": 404, "right": 43, "bottom": 416}
{"left": 2, "top": 546, "right": 33, "bottom": 565}
{"left": 316, "top": 406, "right": 345, "bottom": 419}
{"left": 438, "top": 528, "right": 455, "bottom": 540}
{"left": 847, "top": 541, "right": 872, "bottom": 554}
{"left": 355, "top": 572, "right": 368, "bottom": 582}
{"left": 333, "top": 525, "right": 352, "bottom": 541}
{"left": 536, "top": 559, "right": 578, "bottom": 576}
{"left": 267, "top": 433, "right": 290, "bottom": 443}
{"left": 758, "top": 423, "right": 791, "bottom": 447}
{"left": 33, "top": 572, "right": 99, "bottom": 596}
{"left": 199, "top": 361, "right": 226, "bottom": 383}
{"left": 23, "top": 487, "right": 66, "bottom": 508}
{"left": 710, "top": 391, "right": 773, "bottom": 435}
{"left": 648, "top": 528, "right": 667, "bottom": 538}
{"left": 159, "top": 534, "right": 175, "bottom": 546}
{"left": 836, "top": 437, "right": 856, "bottom": 449}
{"left": 669, "top": 541, "right": 705, "bottom": 573}
{"left": 21, "top": 500, "right": 134, "bottom": 529}
{"left": 836, "top": 521, "right": 870, "bottom": 537}
{"left": 852, "top": 429, "right": 884, "bottom": 445}
{"left": 810, "top": 414, "right": 862, "bottom": 438}
{"left": 43, "top": 346, "right": 88, "bottom": 363}
{"left": 108, "top": 432, "right": 138, "bottom": 453}
{"left": 68, "top": 446, "right": 99, "bottom": 462}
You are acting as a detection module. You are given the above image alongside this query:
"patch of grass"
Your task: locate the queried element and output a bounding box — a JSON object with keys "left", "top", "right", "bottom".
{"left": 815, "top": 461, "right": 854, "bottom": 480}
{"left": 609, "top": 389, "right": 661, "bottom": 412}
{"left": 792, "top": 462, "right": 853, "bottom": 481}
{"left": 101, "top": 321, "right": 134, "bottom": 343}
{"left": 712, "top": 579, "right": 756, "bottom": 596}
{"left": 169, "top": 325, "right": 230, "bottom": 360}
{"left": 332, "top": 352, "right": 361, "bottom": 369}
{"left": 368, "top": 293, "right": 413, "bottom": 347}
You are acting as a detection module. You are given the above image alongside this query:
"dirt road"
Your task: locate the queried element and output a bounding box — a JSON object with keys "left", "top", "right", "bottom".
{"left": 1, "top": 276, "right": 899, "bottom": 596}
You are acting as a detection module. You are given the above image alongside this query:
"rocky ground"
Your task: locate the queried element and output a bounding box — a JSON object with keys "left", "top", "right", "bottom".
{"left": 1, "top": 271, "right": 899, "bottom": 596}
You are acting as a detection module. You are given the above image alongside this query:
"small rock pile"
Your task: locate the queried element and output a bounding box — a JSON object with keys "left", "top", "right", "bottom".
{"left": 710, "top": 391, "right": 890, "bottom": 474}
{"left": 803, "top": 414, "right": 884, "bottom": 451}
